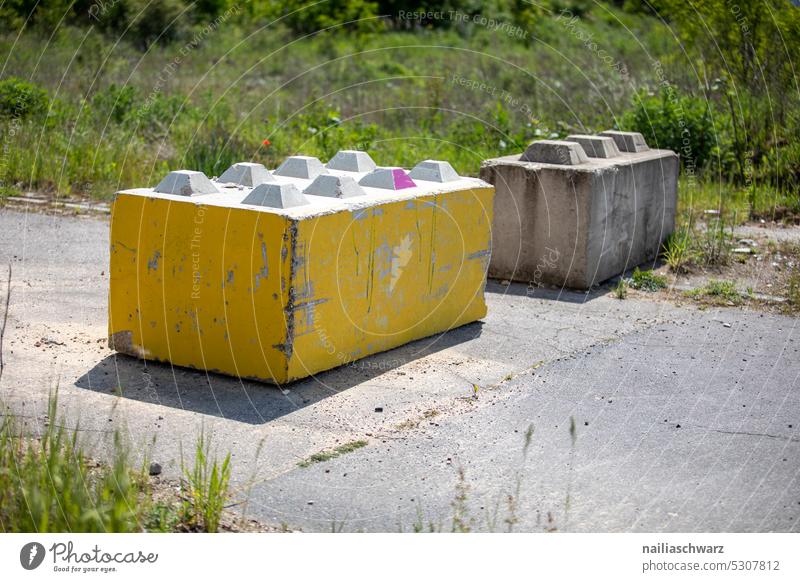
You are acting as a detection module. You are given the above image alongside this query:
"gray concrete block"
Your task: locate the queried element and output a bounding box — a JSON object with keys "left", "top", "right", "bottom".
{"left": 480, "top": 137, "right": 678, "bottom": 289}
{"left": 566, "top": 135, "right": 621, "bottom": 159}
{"left": 154, "top": 170, "right": 219, "bottom": 196}
{"left": 519, "top": 140, "right": 589, "bottom": 165}
{"left": 409, "top": 160, "right": 460, "bottom": 182}
{"left": 599, "top": 130, "right": 650, "bottom": 153}
{"left": 304, "top": 174, "right": 365, "bottom": 198}
{"left": 274, "top": 156, "right": 328, "bottom": 179}
{"left": 217, "top": 162, "right": 275, "bottom": 187}
{"left": 358, "top": 167, "right": 417, "bottom": 190}
{"left": 241, "top": 183, "right": 309, "bottom": 208}
{"left": 326, "top": 150, "right": 377, "bottom": 172}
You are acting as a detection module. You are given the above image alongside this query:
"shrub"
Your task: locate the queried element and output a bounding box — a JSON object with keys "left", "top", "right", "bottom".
{"left": 622, "top": 87, "right": 720, "bottom": 174}
{"left": 628, "top": 267, "right": 668, "bottom": 292}
{"left": 0, "top": 77, "right": 48, "bottom": 119}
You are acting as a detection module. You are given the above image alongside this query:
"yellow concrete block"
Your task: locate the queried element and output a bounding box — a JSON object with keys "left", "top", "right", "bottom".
{"left": 108, "top": 157, "right": 494, "bottom": 384}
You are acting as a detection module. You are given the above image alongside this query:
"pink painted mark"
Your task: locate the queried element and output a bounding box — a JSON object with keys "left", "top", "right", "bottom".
{"left": 392, "top": 169, "right": 416, "bottom": 189}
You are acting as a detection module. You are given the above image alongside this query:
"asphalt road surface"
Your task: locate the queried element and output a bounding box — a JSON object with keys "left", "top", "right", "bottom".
{"left": 1, "top": 208, "right": 798, "bottom": 532}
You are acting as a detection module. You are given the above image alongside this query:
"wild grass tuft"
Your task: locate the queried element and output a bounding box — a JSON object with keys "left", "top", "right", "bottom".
{"left": 180, "top": 430, "right": 232, "bottom": 533}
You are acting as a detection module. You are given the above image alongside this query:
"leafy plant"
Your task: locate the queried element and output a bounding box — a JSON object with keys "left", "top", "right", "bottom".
{"left": 614, "top": 278, "right": 628, "bottom": 299}
{"left": 628, "top": 267, "right": 668, "bottom": 292}
{"left": 0, "top": 77, "right": 48, "bottom": 119}
{"left": 686, "top": 279, "right": 742, "bottom": 305}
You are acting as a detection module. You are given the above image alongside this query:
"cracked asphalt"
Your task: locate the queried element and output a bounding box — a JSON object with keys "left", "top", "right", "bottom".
{"left": 1, "top": 207, "right": 798, "bottom": 532}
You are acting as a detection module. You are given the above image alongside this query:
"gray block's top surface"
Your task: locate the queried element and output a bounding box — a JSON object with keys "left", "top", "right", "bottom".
{"left": 217, "top": 162, "right": 275, "bottom": 187}
{"left": 483, "top": 145, "right": 677, "bottom": 174}
{"left": 154, "top": 170, "right": 219, "bottom": 196}
{"left": 599, "top": 130, "right": 650, "bottom": 153}
{"left": 409, "top": 160, "right": 460, "bottom": 182}
{"left": 303, "top": 174, "right": 365, "bottom": 198}
{"left": 325, "top": 150, "right": 377, "bottom": 173}
{"left": 520, "top": 140, "right": 590, "bottom": 165}
{"left": 274, "top": 156, "right": 329, "bottom": 179}
{"left": 565, "top": 135, "right": 621, "bottom": 159}
{"left": 242, "top": 183, "right": 309, "bottom": 209}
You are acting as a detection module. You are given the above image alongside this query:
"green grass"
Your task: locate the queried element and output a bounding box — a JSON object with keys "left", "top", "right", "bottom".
{"left": 686, "top": 279, "right": 743, "bottom": 306}
{"left": 627, "top": 268, "right": 668, "bottom": 292}
{"left": 0, "top": 392, "right": 237, "bottom": 533}
{"left": 297, "top": 439, "right": 368, "bottom": 468}
{"left": 613, "top": 278, "right": 628, "bottom": 299}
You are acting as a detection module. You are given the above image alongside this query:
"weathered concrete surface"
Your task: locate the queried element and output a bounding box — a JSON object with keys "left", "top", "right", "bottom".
{"left": 481, "top": 139, "right": 679, "bottom": 289}
{"left": 0, "top": 209, "right": 797, "bottom": 533}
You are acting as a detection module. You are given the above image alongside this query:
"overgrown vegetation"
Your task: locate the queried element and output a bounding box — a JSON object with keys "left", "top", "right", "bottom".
{"left": 628, "top": 268, "right": 668, "bottom": 292}
{"left": 0, "top": 0, "right": 796, "bottom": 215}
{"left": 685, "top": 279, "right": 743, "bottom": 306}
{"left": 0, "top": 393, "right": 239, "bottom": 533}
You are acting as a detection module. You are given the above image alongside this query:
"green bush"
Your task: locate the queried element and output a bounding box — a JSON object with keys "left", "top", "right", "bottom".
{"left": 0, "top": 77, "right": 48, "bottom": 119}
{"left": 622, "top": 87, "right": 719, "bottom": 175}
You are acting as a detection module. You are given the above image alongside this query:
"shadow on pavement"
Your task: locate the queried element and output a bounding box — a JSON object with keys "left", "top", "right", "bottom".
{"left": 74, "top": 321, "right": 484, "bottom": 424}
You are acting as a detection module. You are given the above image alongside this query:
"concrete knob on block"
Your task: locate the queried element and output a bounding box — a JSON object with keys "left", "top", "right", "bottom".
{"left": 409, "top": 160, "right": 460, "bottom": 182}
{"left": 565, "top": 135, "right": 621, "bottom": 159}
{"left": 241, "top": 182, "right": 309, "bottom": 208}
{"left": 217, "top": 162, "right": 275, "bottom": 187}
{"left": 153, "top": 170, "right": 219, "bottom": 196}
{"left": 326, "top": 150, "right": 377, "bottom": 173}
{"left": 304, "top": 174, "right": 365, "bottom": 198}
{"left": 274, "top": 156, "right": 328, "bottom": 179}
{"left": 520, "top": 140, "right": 590, "bottom": 165}
{"left": 359, "top": 167, "right": 417, "bottom": 190}
{"left": 598, "top": 130, "right": 650, "bottom": 153}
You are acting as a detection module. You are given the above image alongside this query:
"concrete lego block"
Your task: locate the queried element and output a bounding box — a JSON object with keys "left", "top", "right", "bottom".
{"left": 480, "top": 136, "right": 678, "bottom": 289}
{"left": 566, "top": 135, "right": 621, "bottom": 159}
{"left": 154, "top": 170, "right": 219, "bottom": 196}
{"left": 599, "top": 130, "right": 650, "bottom": 153}
{"left": 409, "top": 160, "right": 460, "bottom": 183}
{"left": 326, "top": 150, "right": 377, "bottom": 172}
{"left": 274, "top": 156, "right": 328, "bottom": 179}
{"left": 109, "top": 154, "right": 494, "bottom": 384}
{"left": 242, "top": 183, "right": 309, "bottom": 208}
{"left": 217, "top": 162, "right": 275, "bottom": 187}
{"left": 304, "top": 174, "right": 365, "bottom": 198}
{"left": 358, "top": 167, "right": 417, "bottom": 190}
{"left": 519, "top": 140, "right": 589, "bottom": 165}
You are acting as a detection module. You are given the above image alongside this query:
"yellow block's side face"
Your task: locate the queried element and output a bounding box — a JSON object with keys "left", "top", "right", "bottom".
{"left": 287, "top": 187, "right": 494, "bottom": 380}
{"left": 108, "top": 194, "right": 294, "bottom": 382}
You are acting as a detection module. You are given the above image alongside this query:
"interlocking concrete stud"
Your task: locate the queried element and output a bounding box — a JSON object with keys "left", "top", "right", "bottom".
{"left": 599, "top": 130, "right": 650, "bottom": 153}
{"left": 153, "top": 170, "right": 219, "bottom": 196}
{"left": 326, "top": 150, "right": 377, "bottom": 172}
{"left": 242, "top": 183, "right": 309, "bottom": 208}
{"left": 409, "top": 160, "right": 460, "bottom": 182}
{"left": 217, "top": 162, "right": 275, "bottom": 187}
{"left": 274, "top": 155, "right": 328, "bottom": 179}
{"left": 358, "top": 167, "right": 417, "bottom": 190}
{"left": 304, "top": 174, "right": 364, "bottom": 198}
{"left": 480, "top": 134, "right": 678, "bottom": 289}
{"left": 566, "top": 135, "right": 621, "bottom": 159}
{"left": 520, "top": 140, "right": 589, "bottom": 165}
{"left": 109, "top": 154, "right": 494, "bottom": 384}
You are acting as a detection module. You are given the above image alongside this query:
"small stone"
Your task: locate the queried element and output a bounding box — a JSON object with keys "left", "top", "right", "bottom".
{"left": 307, "top": 500, "right": 314, "bottom": 505}
{"left": 148, "top": 462, "right": 162, "bottom": 476}
{"left": 676, "top": 424, "right": 681, "bottom": 429}
{"left": 374, "top": 407, "right": 383, "bottom": 413}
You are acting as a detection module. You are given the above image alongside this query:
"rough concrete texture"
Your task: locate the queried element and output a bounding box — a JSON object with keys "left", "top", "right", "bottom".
{"left": 108, "top": 157, "right": 493, "bottom": 384}
{"left": 153, "top": 170, "right": 219, "bottom": 196}
{"left": 274, "top": 156, "right": 329, "bottom": 179}
{"left": 303, "top": 174, "right": 365, "bottom": 198}
{"left": 242, "top": 182, "right": 309, "bottom": 208}
{"left": 566, "top": 135, "right": 621, "bottom": 159}
{"left": 520, "top": 140, "right": 590, "bottom": 165}
{"left": 217, "top": 162, "right": 275, "bottom": 187}
{"left": 2, "top": 209, "right": 798, "bottom": 533}
{"left": 481, "top": 135, "right": 679, "bottom": 289}
{"left": 599, "top": 130, "right": 650, "bottom": 153}
{"left": 358, "top": 167, "right": 417, "bottom": 190}
{"left": 326, "top": 150, "right": 377, "bottom": 173}
{"left": 409, "top": 160, "right": 460, "bottom": 183}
